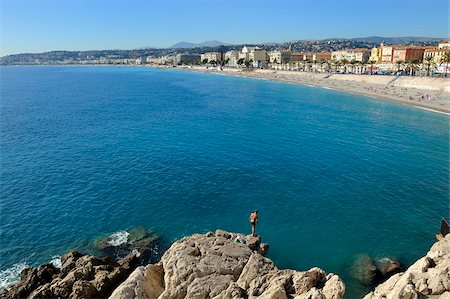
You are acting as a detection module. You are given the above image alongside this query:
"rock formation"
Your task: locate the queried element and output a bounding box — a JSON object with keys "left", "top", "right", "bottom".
{"left": 110, "top": 230, "right": 345, "bottom": 299}
{"left": 363, "top": 234, "right": 450, "bottom": 299}
{"left": 0, "top": 251, "right": 140, "bottom": 299}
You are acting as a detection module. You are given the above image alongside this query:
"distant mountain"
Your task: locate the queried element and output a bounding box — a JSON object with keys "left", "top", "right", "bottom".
{"left": 169, "top": 40, "right": 228, "bottom": 49}
{"left": 351, "top": 36, "right": 446, "bottom": 44}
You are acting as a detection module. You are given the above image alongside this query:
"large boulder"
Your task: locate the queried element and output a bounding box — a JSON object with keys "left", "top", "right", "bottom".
{"left": 110, "top": 230, "right": 345, "bottom": 299}
{"left": 109, "top": 264, "right": 164, "bottom": 299}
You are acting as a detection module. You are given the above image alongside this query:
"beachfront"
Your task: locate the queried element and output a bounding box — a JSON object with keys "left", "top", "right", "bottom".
{"left": 170, "top": 65, "right": 450, "bottom": 114}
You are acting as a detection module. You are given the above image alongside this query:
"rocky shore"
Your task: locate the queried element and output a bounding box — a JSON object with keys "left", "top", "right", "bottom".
{"left": 0, "top": 251, "right": 139, "bottom": 298}
{"left": 109, "top": 229, "right": 345, "bottom": 299}
{"left": 2, "top": 231, "right": 448, "bottom": 299}
{"left": 363, "top": 234, "right": 450, "bottom": 299}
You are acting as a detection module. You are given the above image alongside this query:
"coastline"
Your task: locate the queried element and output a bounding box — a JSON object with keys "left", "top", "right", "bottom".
{"left": 3, "top": 64, "right": 449, "bottom": 115}
{"left": 161, "top": 65, "right": 450, "bottom": 115}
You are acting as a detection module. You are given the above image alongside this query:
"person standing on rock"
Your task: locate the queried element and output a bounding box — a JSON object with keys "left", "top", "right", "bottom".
{"left": 249, "top": 210, "right": 258, "bottom": 237}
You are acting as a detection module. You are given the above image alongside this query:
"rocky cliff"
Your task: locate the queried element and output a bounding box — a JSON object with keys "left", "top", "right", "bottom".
{"left": 109, "top": 230, "right": 345, "bottom": 299}
{"left": 363, "top": 234, "right": 450, "bottom": 299}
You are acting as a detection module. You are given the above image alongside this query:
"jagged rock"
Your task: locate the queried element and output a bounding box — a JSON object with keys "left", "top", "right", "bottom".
{"left": 363, "top": 234, "right": 450, "bottom": 299}
{"left": 61, "top": 251, "right": 83, "bottom": 275}
{"left": 70, "top": 280, "right": 97, "bottom": 299}
{"left": 322, "top": 274, "right": 346, "bottom": 299}
{"left": 1, "top": 263, "right": 59, "bottom": 298}
{"left": 109, "top": 264, "right": 164, "bottom": 299}
{"left": 237, "top": 253, "right": 276, "bottom": 290}
{"left": 258, "top": 242, "right": 270, "bottom": 256}
{"left": 377, "top": 258, "right": 402, "bottom": 277}
{"left": 0, "top": 251, "right": 140, "bottom": 299}
{"left": 111, "top": 230, "right": 345, "bottom": 299}
{"left": 246, "top": 235, "right": 261, "bottom": 250}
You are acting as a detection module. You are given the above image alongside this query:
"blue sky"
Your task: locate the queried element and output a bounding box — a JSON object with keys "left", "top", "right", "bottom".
{"left": 0, "top": 0, "right": 448, "bottom": 56}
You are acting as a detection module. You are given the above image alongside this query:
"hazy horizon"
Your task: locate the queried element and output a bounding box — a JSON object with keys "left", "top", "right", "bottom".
{"left": 1, "top": 0, "right": 449, "bottom": 56}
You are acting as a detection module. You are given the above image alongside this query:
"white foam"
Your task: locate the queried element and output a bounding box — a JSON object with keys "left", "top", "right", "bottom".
{"left": 49, "top": 256, "right": 62, "bottom": 269}
{"left": 0, "top": 262, "right": 29, "bottom": 290}
{"left": 322, "top": 86, "right": 336, "bottom": 91}
{"left": 107, "top": 231, "right": 130, "bottom": 246}
{"left": 131, "top": 248, "right": 141, "bottom": 257}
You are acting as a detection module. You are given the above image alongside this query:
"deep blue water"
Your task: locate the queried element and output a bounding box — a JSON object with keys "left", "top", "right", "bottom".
{"left": 0, "top": 66, "right": 448, "bottom": 297}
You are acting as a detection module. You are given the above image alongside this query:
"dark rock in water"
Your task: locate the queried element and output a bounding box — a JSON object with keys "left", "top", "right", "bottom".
{"left": 0, "top": 251, "right": 139, "bottom": 299}
{"left": 93, "top": 227, "right": 161, "bottom": 264}
{"left": 128, "top": 226, "right": 149, "bottom": 242}
{"left": 353, "top": 254, "right": 404, "bottom": 288}
{"left": 376, "top": 257, "right": 403, "bottom": 277}
{"left": 352, "top": 254, "right": 381, "bottom": 286}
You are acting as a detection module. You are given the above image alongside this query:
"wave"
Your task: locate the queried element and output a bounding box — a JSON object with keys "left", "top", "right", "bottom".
{"left": 107, "top": 230, "right": 130, "bottom": 246}
{"left": 49, "top": 255, "right": 62, "bottom": 269}
{"left": 0, "top": 262, "right": 29, "bottom": 290}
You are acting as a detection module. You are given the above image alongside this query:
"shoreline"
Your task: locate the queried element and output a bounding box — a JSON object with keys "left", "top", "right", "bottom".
{"left": 164, "top": 65, "right": 450, "bottom": 115}
{"left": 3, "top": 64, "right": 449, "bottom": 115}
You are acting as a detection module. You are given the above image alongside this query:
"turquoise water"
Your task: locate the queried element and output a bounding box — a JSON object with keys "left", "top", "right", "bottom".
{"left": 0, "top": 66, "right": 448, "bottom": 297}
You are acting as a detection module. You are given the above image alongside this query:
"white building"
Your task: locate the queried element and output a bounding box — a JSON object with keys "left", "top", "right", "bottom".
{"left": 225, "top": 50, "right": 239, "bottom": 67}
{"left": 200, "top": 52, "right": 223, "bottom": 64}
{"left": 238, "top": 46, "right": 268, "bottom": 67}
{"left": 269, "top": 50, "right": 291, "bottom": 64}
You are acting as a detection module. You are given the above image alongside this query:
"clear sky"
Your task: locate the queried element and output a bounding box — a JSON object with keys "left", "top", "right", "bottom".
{"left": 1, "top": 0, "right": 448, "bottom": 56}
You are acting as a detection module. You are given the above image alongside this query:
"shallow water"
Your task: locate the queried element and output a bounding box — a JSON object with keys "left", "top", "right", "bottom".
{"left": 1, "top": 66, "right": 448, "bottom": 297}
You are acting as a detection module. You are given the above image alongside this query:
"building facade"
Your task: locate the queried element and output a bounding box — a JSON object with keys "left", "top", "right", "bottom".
{"left": 369, "top": 47, "right": 381, "bottom": 63}
{"left": 200, "top": 52, "right": 223, "bottom": 63}
{"left": 224, "top": 50, "right": 239, "bottom": 67}
{"left": 392, "top": 46, "right": 425, "bottom": 63}
{"left": 174, "top": 54, "right": 201, "bottom": 65}
{"left": 269, "top": 50, "right": 291, "bottom": 64}
{"left": 331, "top": 49, "right": 370, "bottom": 62}
{"left": 380, "top": 46, "right": 395, "bottom": 63}
{"left": 313, "top": 51, "right": 332, "bottom": 62}
{"left": 424, "top": 41, "right": 450, "bottom": 64}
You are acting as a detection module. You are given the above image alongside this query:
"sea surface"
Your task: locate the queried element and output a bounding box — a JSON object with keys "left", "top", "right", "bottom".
{"left": 0, "top": 66, "right": 448, "bottom": 297}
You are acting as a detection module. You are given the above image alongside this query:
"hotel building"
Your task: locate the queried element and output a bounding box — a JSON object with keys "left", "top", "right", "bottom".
{"left": 392, "top": 46, "right": 425, "bottom": 63}
{"left": 200, "top": 52, "right": 223, "bottom": 63}
{"left": 331, "top": 48, "right": 370, "bottom": 63}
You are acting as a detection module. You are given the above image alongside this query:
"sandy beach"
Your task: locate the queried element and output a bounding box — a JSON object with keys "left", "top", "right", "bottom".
{"left": 166, "top": 66, "right": 450, "bottom": 115}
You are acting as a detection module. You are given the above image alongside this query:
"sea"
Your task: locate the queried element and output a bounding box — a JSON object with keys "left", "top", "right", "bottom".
{"left": 0, "top": 66, "right": 448, "bottom": 298}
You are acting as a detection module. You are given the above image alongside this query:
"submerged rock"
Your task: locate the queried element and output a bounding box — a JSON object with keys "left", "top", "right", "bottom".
{"left": 363, "top": 234, "right": 450, "bottom": 299}
{"left": 376, "top": 257, "right": 403, "bottom": 277}
{"left": 352, "top": 254, "right": 380, "bottom": 286}
{"left": 352, "top": 254, "right": 404, "bottom": 288}
{"left": 110, "top": 229, "right": 345, "bottom": 299}
{"left": 94, "top": 227, "right": 162, "bottom": 264}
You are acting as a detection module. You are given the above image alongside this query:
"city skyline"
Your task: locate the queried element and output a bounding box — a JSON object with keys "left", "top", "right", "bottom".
{"left": 1, "top": 0, "right": 449, "bottom": 56}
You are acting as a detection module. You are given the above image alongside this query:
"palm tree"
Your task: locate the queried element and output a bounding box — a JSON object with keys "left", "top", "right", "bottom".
{"left": 350, "top": 60, "right": 357, "bottom": 74}
{"left": 406, "top": 59, "right": 418, "bottom": 76}
{"left": 331, "top": 60, "right": 338, "bottom": 73}
{"left": 368, "top": 60, "right": 376, "bottom": 75}
{"left": 396, "top": 60, "right": 404, "bottom": 74}
{"left": 320, "top": 59, "right": 327, "bottom": 73}
{"left": 358, "top": 61, "right": 366, "bottom": 74}
{"left": 237, "top": 58, "right": 245, "bottom": 67}
{"left": 423, "top": 56, "right": 434, "bottom": 76}
{"left": 440, "top": 51, "right": 450, "bottom": 77}
{"left": 340, "top": 59, "right": 348, "bottom": 73}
